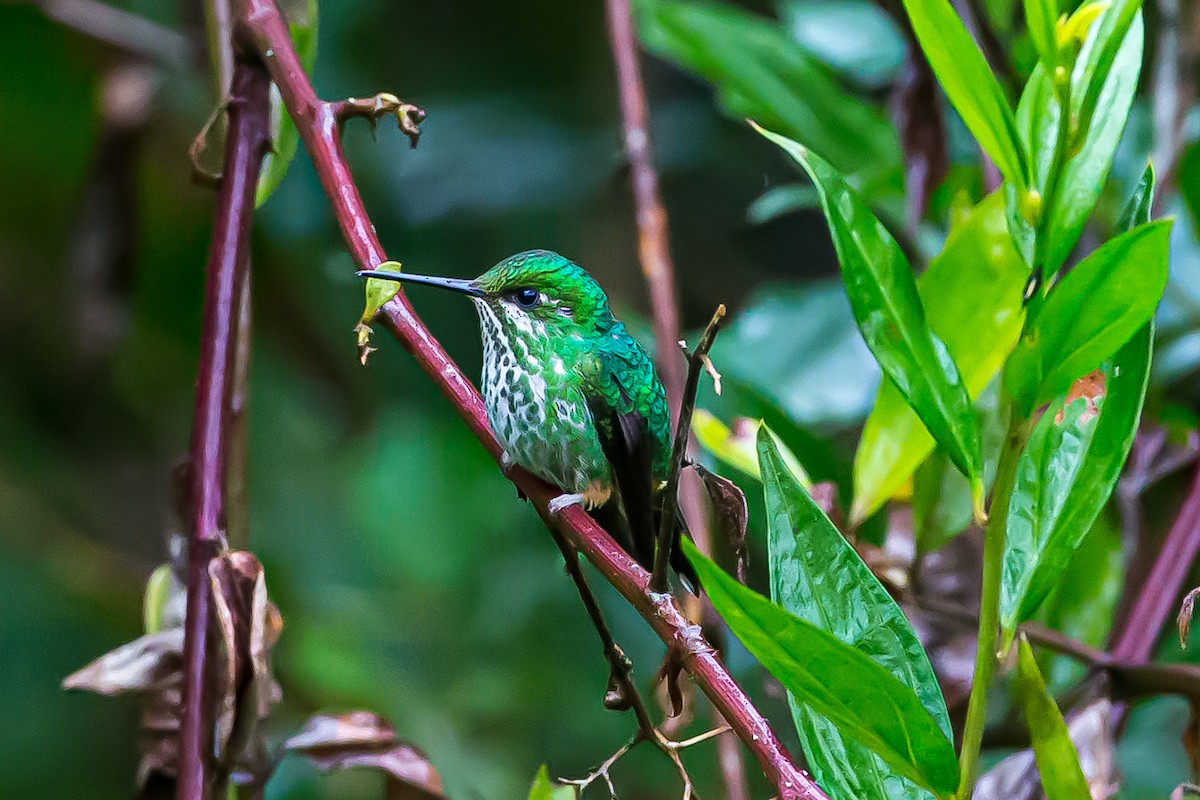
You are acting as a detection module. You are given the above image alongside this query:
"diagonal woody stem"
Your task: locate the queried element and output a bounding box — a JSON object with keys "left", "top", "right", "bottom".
{"left": 238, "top": 2, "right": 825, "bottom": 797}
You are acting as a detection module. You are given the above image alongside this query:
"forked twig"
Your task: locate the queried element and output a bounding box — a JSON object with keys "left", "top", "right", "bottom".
{"left": 651, "top": 306, "right": 727, "bottom": 593}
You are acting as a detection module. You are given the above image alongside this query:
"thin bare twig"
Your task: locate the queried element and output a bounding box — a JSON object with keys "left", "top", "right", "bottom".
{"left": 547, "top": 530, "right": 657, "bottom": 736}
{"left": 177, "top": 50, "right": 271, "bottom": 800}
{"left": 652, "top": 308, "right": 726, "bottom": 593}
{"left": 239, "top": 3, "right": 822, "bottom": 796}
{"left": 603, "top": 1, "right": 746, "bottom": 793}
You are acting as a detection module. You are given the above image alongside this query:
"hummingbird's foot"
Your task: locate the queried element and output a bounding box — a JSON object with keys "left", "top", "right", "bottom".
{"left": 548, "top": 493, "right": 585, "bottom": 514}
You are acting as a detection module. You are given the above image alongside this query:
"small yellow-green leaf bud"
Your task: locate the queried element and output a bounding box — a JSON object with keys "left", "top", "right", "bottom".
{"left": 1019, "top": 189, "right": 1044, "bottom": 226}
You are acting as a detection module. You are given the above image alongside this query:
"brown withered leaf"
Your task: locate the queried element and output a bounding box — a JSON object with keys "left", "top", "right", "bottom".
{"left": 62, "top": 629, "right": 184, "bottom": 695}
{"left": 286, "top": 712, "right": 446, "bottom": 799}
{"left": 975, "top": 699, "right": 1115, "bottom": 800}
{"left": 1179, "top": 587, "right": 1200, "bottom": 649}
{"left": 696, "top": 466, "right": 749, "bottom": 583}
{"left": 208, "top": 551, "right": 283, "bottom": 776}
{"left": 65, "top": 551, "right": 284, "bottom": 796}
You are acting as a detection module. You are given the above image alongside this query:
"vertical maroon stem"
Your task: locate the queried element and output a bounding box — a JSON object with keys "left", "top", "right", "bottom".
{"left": 176, "top": 53, "right": 271, "bottom": 800}
{"left": 1111, "top": 466, "right": 1200, "bottom": 662}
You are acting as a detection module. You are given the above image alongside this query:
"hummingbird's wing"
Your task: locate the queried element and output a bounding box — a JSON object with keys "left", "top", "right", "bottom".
{"left": 582, "top": 353, "right": 700, "bottom": 592}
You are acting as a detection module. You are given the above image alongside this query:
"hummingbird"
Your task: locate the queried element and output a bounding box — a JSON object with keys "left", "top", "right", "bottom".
{"left": 359, "top": 250, "right": 699, "bottom": 590}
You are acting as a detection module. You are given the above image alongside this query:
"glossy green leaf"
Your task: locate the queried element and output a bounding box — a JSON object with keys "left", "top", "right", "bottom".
{"left": 759, "top": 125, "right": 984, "bottom": 515}
{"left": 760, "top": 430, "right": 952, "bottom": 800}
{"left": 1024, "top": 0, "right": 1060, "bottom": 69}
{"left": 899, "top": 0, "right": 1028, "bottom": 189}
{"left": 1009, "top": 12, "right": 1143, "bottom": 275}
{"left": 1073, "top": 0, "right": 1143, "bottom": 141}
{"left": 693, "top": 411, "right": 811, "bottom": 486}
{"left": 682, "top": 537, "right": 960, "bottom": 795}
{"left": 1000, "top": 323, "right": 1151, "bottom": 636}
{"left": 636, "top": 0, "right": 901, "bottom": 179}
{"left": 527, "top": 765, "right": 573, "bottom": 800}
{"left": 1117, "top": 162, "right": 1155, "bottom": 231}
{"left": 1037, "top": 510, "right": 1123, "bottom": 694}
{"left": 1015, "top": 636, "right": 1092, "bottom": 800}
{"left": 256, "top": 0, "right": 319, "bottom": 206}
{"left": 851, "top": 192, "right": 1024, "bottom": 524}
{"left": 1004, "top": 219, "right": 1170, "bottom": 414}
{"left": 912, "top": 384, "right": 1005, "bottom": 553}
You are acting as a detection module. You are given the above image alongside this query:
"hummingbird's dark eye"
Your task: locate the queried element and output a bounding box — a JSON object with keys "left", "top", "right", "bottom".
{"left": 513, "top": 287, "right": 541, "bottom": 308}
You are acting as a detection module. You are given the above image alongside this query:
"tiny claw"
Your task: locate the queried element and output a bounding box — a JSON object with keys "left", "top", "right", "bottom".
{"left": 548, "top": 493, "right": 584, "bottom": 514}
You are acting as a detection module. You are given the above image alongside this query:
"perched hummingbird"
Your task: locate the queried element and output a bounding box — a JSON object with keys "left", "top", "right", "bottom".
{"left": 359, "top": 250, "right": 698, "bottom": 590}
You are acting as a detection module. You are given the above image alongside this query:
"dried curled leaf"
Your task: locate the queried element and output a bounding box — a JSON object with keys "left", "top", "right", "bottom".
{"left": 62, "top": 629, "right": 184, "bottom": 696}
{"left": 286, "top": 712, "right": 447, "bottom": 799}
{"left": 696, "top": 465, "right": 749, "bottom": 583}
{"left": 1180, "top": 587, "right": 1200, "bottom": 649}
{"left": 63, "top": 551, "right": 284, "bottom": 796}
{"left": 209, "top": 551, "right": 283, "bottom": 768}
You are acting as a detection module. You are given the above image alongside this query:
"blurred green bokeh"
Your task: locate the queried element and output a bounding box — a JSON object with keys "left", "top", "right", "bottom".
{"left": 0, "top": 2, "right": 825, "bottom": 798}
{"left": 3, "top": 0, "right": 1200, "bottom": 798}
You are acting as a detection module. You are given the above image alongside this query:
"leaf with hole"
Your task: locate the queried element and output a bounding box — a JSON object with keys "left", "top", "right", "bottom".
{"left": 1001, "top": 324, "right": 1151, "bottom": 638}
{"left": 1004, "top": 220, "right": 1169, "bottom": 415}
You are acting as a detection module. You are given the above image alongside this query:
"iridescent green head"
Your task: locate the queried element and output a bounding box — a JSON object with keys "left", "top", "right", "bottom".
{"left": 359, "top": 249, "right": 617, "bottom": 338}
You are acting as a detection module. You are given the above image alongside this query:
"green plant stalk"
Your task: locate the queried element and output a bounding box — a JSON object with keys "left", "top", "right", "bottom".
{"left": 956, "top": 412, "right": 1031, "bottom": 797}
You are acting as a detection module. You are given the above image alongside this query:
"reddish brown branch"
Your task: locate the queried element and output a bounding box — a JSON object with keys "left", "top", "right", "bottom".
{"left": 177, "top": 52, "right": 271, "bottom": 800}
{"left": 1112, "top": 466, "right": 1200, "bottom": 663}
{"left": 238, "top": 2, "right": 824, "bottom": 796}
{"left": 604, "top": 0, "right": 685, "bottom": 413}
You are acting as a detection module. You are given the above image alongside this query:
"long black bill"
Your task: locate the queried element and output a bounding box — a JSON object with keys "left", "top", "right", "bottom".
{"left": 356, "top": 269, "right": 484, "bottom": 297}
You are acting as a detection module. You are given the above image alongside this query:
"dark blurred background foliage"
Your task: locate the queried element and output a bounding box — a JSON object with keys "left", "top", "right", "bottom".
{"left": 0, "top": 0, "right": 1198, "bottom": 797}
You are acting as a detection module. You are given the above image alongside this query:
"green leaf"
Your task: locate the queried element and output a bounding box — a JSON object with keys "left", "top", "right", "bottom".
{"left": 1036, "top": 510, "right": 1123, "bottom": 694}
{"left": 899, "top": 0, "right": 1028, "bottom": 189}
{"left": 1004, "top": 219, "right": 1170, "bottom": 414}
{"left": 1014, "top": 636, "right": 1092, "bottom": 800}
{"left": 760, "top": 429, "right": 952, "bottom": 800}
{"left": 1000, "top": 323, "right": 1151, "bottom": 636}
{"left": 1073, "top": 0, "right": 1143, "bottom": 142}
{"left": 256, "top": 0, "right": 319, "bottom": 206}
{"left": 912, "top": 384, "right": 1006, "bottom": 553}
{"left": 527, "top": 765, "right": 573, "bottom": 800}
{"left": 758, "top": 125, "right": 984, "bottom": 514}
{"left": 1009, "top": 12, "right": 1143, "bottom": 275}
{"left": 636, "top": 0, "right": 901, "bottom": 180}
{"left": 1117, "top": 162, "right": 1155, "bottom": 231}
{"left": 1024, "top": 0, "right": 1060, "bottom": 69}
{"left": 693, "top": 411, "right": 811, "bottom": 485}
{"left": 682, "top": 536, "right": 959, "bottom": 795}
{"left": 851, "top": 192, "right": 1024, "bottom": 524}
